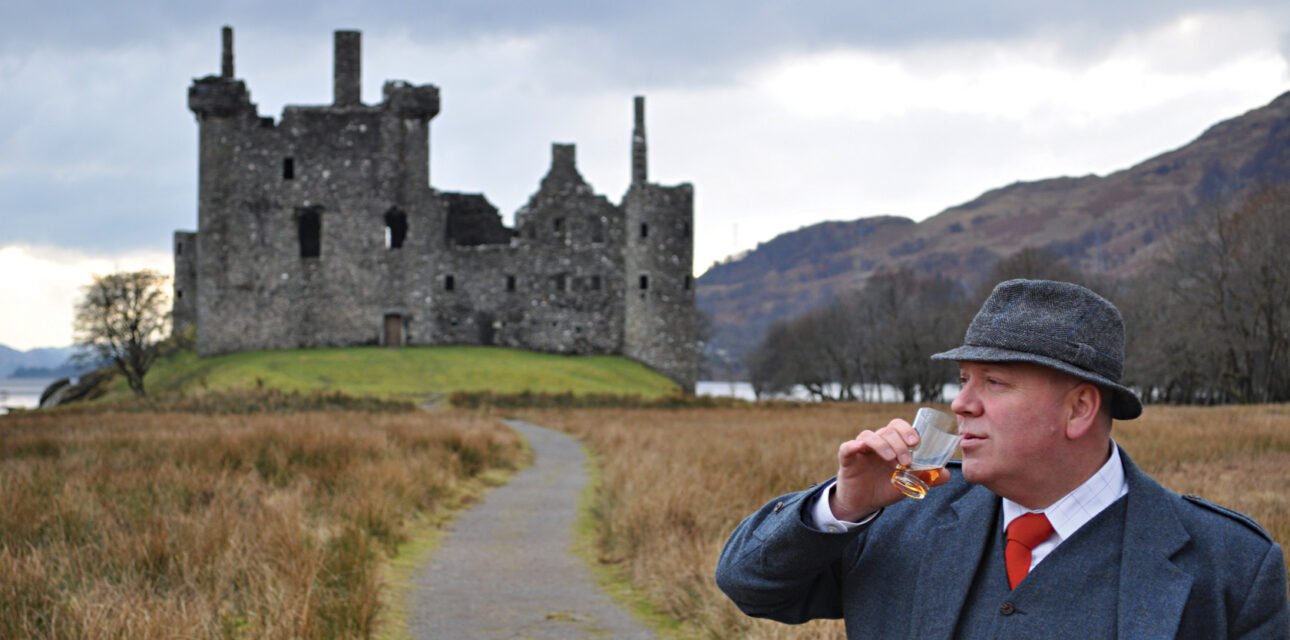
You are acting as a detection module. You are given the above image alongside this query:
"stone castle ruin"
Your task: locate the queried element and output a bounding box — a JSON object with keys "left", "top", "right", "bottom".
{"left": 173, "top": 27, "right": 698, "bottom": 390}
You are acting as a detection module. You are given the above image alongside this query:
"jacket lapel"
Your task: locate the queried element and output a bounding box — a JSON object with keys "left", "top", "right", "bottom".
{"left": 912, "top": 485, "right": 999, "bottom": 640}
{"left": 1117, "top": 447, "right": 1193, "bottom": 640}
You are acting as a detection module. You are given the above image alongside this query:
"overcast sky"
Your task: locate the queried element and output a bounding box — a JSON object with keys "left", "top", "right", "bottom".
{"left": 3, "top": 1, "right": 1290, "bottom": 351}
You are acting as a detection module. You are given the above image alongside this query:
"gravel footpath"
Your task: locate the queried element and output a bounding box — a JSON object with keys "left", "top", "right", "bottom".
{"left": 405, "top": 419, "right": 657, "bottom": 639}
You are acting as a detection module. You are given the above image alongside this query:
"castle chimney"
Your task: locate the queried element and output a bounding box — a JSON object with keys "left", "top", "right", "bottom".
{"left": 221, "top": 26, "right": 234, "bottom": 78}
{"left": 333, "top": 30, "right": 362, "bottom": 106}
{"left": 632, "top": 96, "right": 647, "bottom": 185}
{"left": 552, "top": 143, "right": 576, "bottom": 172}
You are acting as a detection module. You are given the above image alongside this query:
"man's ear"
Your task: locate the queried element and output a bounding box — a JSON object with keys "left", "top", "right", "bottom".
{"left": 1065, "top": 382, "right": 1103, "bottom": 440}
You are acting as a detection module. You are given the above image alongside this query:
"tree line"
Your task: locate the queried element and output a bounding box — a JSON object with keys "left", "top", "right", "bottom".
{"left": 747, "top": 186, "right": 1290, "bottom": 406}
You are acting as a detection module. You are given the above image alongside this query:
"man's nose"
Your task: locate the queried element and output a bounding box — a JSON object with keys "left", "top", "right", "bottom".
{"left": 951, "top": 385, "right": 981, "bottom": 417}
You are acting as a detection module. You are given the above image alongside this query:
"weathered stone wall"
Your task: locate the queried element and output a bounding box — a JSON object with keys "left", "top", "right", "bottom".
{"left": 189, "top": 97, "right": 441, "bottom": 353}
{"left": 177, "top": 27, "right": 696, "bottom": 389}
{"left": 509, "top": 144, "right": 626, "bottom": 354}
{"left": 172, "top": 231, "right": 198, "bottom": 334}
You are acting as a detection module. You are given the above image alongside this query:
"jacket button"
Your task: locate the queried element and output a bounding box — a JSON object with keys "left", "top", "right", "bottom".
{"left": 999, "top": 602, "right": 1015, "bottom": 616}
{"left": 773, "top": 501, "right": 786, "bottom": 513}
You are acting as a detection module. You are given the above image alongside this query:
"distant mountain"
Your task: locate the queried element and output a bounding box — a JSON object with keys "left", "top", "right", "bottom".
{"left": 0, "top": 344, "right": 79, "bottom": 378}
{"left": 697, "top": 90, "right": 1290, "bottom": 370}
{"left": 698, "top": 217, "right": 916, "bottom": 369}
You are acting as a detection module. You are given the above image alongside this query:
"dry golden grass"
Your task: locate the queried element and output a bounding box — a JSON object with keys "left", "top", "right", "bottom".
{"left": 0, "top": 410, "right": 525, "bottom": 639}
{"left": 526, "top": 403, "right": 1290, "bottom": 640}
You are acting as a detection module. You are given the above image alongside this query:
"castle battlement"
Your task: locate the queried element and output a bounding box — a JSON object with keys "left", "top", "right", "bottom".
{"left": 173, "top": 27, "right": 698, "bottom": 390}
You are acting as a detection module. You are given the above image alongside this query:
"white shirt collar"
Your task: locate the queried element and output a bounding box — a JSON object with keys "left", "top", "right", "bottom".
{"left": 1002, "top": 441, "right": 1128, "bottom": 560}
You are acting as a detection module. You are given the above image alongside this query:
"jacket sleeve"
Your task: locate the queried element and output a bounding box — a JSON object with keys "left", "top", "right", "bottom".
{"left": 714, "top": 482, "right": 872, "bottom": 624}
{"left": 1231, "top": 542, "right": 1290, "bottom": 639}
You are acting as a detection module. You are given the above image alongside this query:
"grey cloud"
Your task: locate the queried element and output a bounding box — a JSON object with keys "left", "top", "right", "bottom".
{"left": 3, "top": 0, "right": 1289, "bottom": 257}
{"left": 9, "top": 1, "right": 1290, "bottom": 81}
{"left": 1, "top": 168, "right": 190, "bottom": 250}
{"left": 1281, "top": 31, "right": 1290, "bottom": 71}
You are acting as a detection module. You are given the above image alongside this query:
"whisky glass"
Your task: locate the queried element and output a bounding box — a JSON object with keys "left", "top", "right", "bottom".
{"left": 890, "top": 408, "right": 961, "bottom": 499}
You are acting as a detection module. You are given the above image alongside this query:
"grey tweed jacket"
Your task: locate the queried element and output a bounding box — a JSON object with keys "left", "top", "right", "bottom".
{"left": 715, "top": 447, "right": 1289, "bottom": 639}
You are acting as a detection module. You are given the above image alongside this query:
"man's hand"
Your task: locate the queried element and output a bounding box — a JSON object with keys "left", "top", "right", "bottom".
{"left": 828, "top": 419, "right": 950, "bottom": 521}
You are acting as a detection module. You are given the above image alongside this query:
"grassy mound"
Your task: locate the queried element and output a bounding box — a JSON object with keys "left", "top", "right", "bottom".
{"left": 103, "top": 345, "right": 681, "bottom": 404}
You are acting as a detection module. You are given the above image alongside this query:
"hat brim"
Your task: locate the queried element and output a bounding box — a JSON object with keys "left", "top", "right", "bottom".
{"left": 932, "top": 345, "right": 1143, "bottom": 420}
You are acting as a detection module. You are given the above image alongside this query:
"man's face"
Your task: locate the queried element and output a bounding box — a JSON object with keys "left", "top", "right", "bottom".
{"left": 951, "top": 361, "right": 1080, "bottom": 500}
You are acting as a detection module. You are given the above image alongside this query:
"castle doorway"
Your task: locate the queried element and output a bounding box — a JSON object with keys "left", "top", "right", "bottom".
{"left": 476, "top": 313, "right": 495, "bottom": 346}
{"left": 384, "top": 314, "right": 403, "bottom": 347}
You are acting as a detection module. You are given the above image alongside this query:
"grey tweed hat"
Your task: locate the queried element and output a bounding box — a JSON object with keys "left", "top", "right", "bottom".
{"left": 932, "top": 279, "right": 1143, "bottom": 420}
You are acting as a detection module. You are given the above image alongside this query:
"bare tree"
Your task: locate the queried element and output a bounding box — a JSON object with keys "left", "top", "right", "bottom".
{"left": 790, "top": 304, "right": 868, "bottom": 401}
{"left": 747, "top": 320, "right": 798, "bottom": 399}
{"left": 1224, "top": 188, "right": 1290, "bottom": 401}
{"left": 747, "top": 268, "right": 964, "bottom": 402}
{"left": 1126, "top": 186, "right": 1290, "bottom": 404}
{"left": 73, "top": 270, "right": 171, "bottom": 397}
{"left": 863, "top": 269, "right": 961, "bottom": 402}
{"left": 974, "top": 246, "right": 1095, "bottom": 306}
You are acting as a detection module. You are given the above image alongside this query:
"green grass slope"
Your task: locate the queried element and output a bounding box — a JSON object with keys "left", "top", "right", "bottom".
{"left": 127, "top": 346, "right": 681, "bottom": 402}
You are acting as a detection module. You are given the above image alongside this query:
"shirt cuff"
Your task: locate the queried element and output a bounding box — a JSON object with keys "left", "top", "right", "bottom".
{"left": 809, "top": 479, "right": 881, "bottom": 533}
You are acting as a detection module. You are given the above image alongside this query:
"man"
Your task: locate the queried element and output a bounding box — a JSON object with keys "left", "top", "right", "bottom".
{"left": 716, "top": 279, "right": 1289, "bottom": 639}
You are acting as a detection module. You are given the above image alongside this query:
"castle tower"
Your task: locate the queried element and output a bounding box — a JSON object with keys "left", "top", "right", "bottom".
{"left": 184, "top": 26, "right": 258, "bottom": 355}
{"left": 622, "top": 96, "right": 698, "bottom": 391}
{"left": 181, "top": 26, "right": 443, "bottom": 357}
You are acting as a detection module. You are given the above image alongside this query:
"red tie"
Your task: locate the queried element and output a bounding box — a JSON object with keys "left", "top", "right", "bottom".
{"left": 1005, "top": 512, "right": 1054, "bottom": 589}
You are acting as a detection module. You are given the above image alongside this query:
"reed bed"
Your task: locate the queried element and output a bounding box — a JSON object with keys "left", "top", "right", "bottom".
{"left": 0, "top": 410, "right": 525, "bottom": 639}
{"left": 527, "top": 403, "right": 1290, "bottom": 640}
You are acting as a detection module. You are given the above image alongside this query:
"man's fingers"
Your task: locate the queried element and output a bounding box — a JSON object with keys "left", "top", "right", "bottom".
{"left": 833, "top": 418, "right": 939, "bottom": 518}
{"left": 839, "top": 420, "right": 920, "bottom": 468}
{"left": 928, "top": 467, "right": 953, "bottom": 487}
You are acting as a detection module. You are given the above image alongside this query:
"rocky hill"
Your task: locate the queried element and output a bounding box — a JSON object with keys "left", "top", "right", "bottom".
{"left": 0, "top": 344, "right": 78, "bottom": 378}
{"left": 698, "top": 90, "right": 1290, "bottom": 370}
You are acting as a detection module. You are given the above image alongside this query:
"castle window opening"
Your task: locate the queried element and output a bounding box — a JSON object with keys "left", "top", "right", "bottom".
{"left": 283, "top": 157, "right": 295, "bottom": 180}
{"left": 554, "top": 217, "right": 565, "bottom": 234}
{"left": 591, "top": 217, "right": 605, "bottom": 243}
{"left": 444, "top": 274, "right": 455, "bottom": 291}
{"left": 590, "top": 275, "right": 602, "bottom": 290}
{"left": 506, "top": 275, "right": 516, "bottom": 292}
{"left": 177, "top": 289, "right": 184, "bottom": 299}
{"left": 298, "top": 208, "right": 321, "bottom": 258}
{"left": 176, "top": 242, "right": 183, "bottom": 255}
{"left": 384, "top": 210, "right": 407, "bottom": 249}
{"left": 640, "top": 222, "right": 649, "bottom": 239}
{"left": 684, "top": 275, "right": 693, "bottom": 290}
{"left": 682, "top": 222, "right": 690, "bottom": 237}
{"left": 639, "top": 274, "right": 650, "bottom": 290}
{"left": 555, "top": 274, "right": 568, "bottom": 291}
